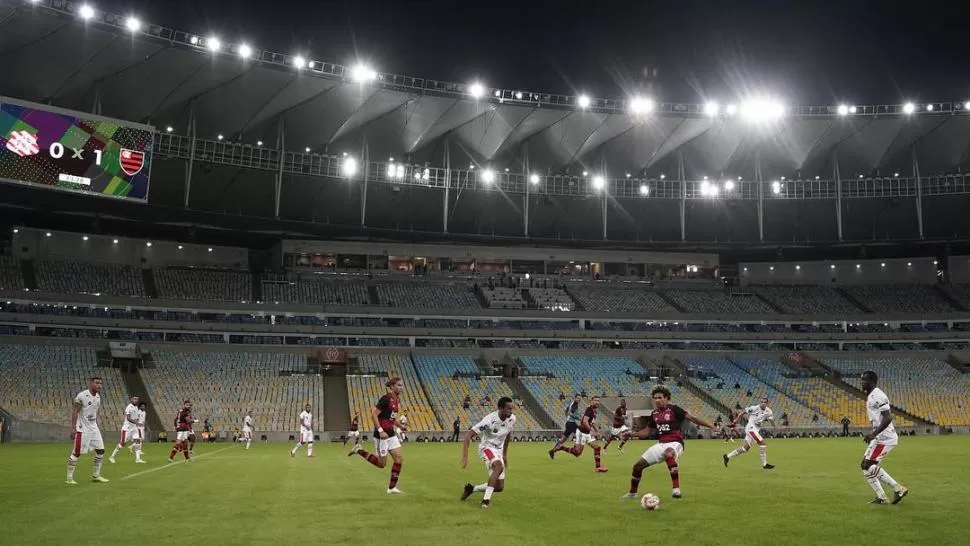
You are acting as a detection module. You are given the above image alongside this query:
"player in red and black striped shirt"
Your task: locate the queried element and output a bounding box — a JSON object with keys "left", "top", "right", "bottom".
{"left": 168, "top": 400, "right": 194, "bottom": 463}
{"left": 348, "top": 377, "right": 408, "bottom": 494}
{"left": 603, "top": 398, "right": 632, "bottom": 453}
{"left": 552, "top": 395, "right": 608, "bottom": 472}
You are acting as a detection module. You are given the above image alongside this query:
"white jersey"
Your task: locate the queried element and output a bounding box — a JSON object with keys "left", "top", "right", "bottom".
{"left": 136, "top": 409, "right": 146, "bottom": 428}
{"left": 121, "top": 403, "right": 139, "bottom": 431}
{"left": 472, "top": 411, "right": 516, "bottom": 451}
{"left": 299, "top": 411, "right": 312, "bottom": 433}
{"left": 743, "top": 405, "right": 773, "bottom": 430}
{"left": 243, "top": 415, "right": 253, "bottom": 432}
{"left": 866, "top": 387, "right": 898, "bottom": 444}
{"left": 74, "top": 389, "right": 102, "bottom": 432}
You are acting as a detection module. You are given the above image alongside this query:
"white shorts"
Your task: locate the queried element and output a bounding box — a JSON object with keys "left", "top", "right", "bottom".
{"left": 640, "top": 441, "right": 684, "bottom": 466}
{"left": 574, "top": 430, "right": 598, "bottom": 446}
{"left": 300, "top": 430, "right": 314, "bottom": 443}
{"left": 743, "top": 427, "right": 765, "bottom": 447}
{"left": 479, "top": 446, "right": 506, "bottom": 480}
{"left": 243, "top": 428, "right": 253, "bottom": 439}
{"left": 176, "top": 431, "right": 192, "bottom": 442}
{"left": 120, "top": 426, "right": 142, "bottom": 444}
{"left": 73, "top": 429, "right": 104, "bottom": 455}
{"left": 374, "top": 434, "right": 403, "bottom": 457}
{"left": 610, "top": 425, "right": 630, "bottom": 437}
{"left": 863, "top": 439, "right": 897, "bottom": 462}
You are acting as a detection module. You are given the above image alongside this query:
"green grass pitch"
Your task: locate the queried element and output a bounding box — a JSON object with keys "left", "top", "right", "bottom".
{"left": 0, "top": 436, "right": 965, "bottom": 545}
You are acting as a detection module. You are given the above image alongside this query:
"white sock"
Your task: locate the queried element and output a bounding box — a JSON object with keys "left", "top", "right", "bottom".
{"left": 483, "top": 486, "right": 495, "bottom": 501}
{"left": 111, "top": 445, "right": 122, "bottom": 458}
{"left": 134, "top": 444, "right": 142, "bottom": 460}
{"left": 758, "top": 445, "right": 767, "bottom": 466}
{"left": 92, "top": 454, "right": 104, "bottom": 478}
{"left": 473, "top": 483, "right": 488, "bottom": 492}
{"left": 307, "top": 444, "right": 313, "bottom": 457}
{"left": 863, "top": 468, "right": 886, "bottom": 499}
{"left": 878, "top": 468, "right": 900, "bottom": 491}
{"left": 292, "top": 443, "right": 301, "bottom": 454}
{"left": 246, "top": 439, "right": 251, "bottom": 449}
{"left": 67, "top": 455, "right": 78, "bottom": 480}
{"left": 727, "top": 447, "right": 745, "bottom": 459}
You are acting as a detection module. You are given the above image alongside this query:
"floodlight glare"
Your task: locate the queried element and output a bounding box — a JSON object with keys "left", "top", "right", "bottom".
{"left": 837, "top": 104, "right": 849, "bottom": 116}
{"left": 217, "top": 134, "right": 224, "bottom": 141}
{"left": 305, "top": 147, "right": 311, "bottom": 153}
{"left": 529, "top": 174, "right": 540, "bottom": 184}
{"left": 592, "top": 176, "right": 606, "bottom": 190}
{"left": 724, "top": 180, "right": 735, "bottom": 191}
{"left": 725, "top": 104, "right": 738, "bottom": 116}
{"left": 481, "top": 169, "right": 496, "bottom": 184}
{"left": 577, "top": 95, "right": 591, "bottom": 109}
{"left": 342, "top": 157, "right": 358, "bottom": 176}
{"left": 189, "top": 36, "right": 199, "bottom": 45}
{"left": 126, "top": 17, "right": 141, "bottom": 32}
{"left": 468, "top": 82, "right": 485, "bottom": 98}
{"left": 771, "top": 181, "right": 781, "bottom": 195}
{"left": 351, "top": 64, "right": 377, "bottom": 83}
{"left": 902, "top": 102, "right": 916, "bottom": 114}
{"left": 238, "top": 44, "right": 253, "bottom": 59}
{"left": 396, "top": 165, "right": 406, "bottom": 179}
{"left": 965, "top": 101, "right": 970, "bottom": 110}
{"left": 207, "top": 37, "right": 222, "bottom": 52}
{"left": 708, "top": 185, "right": 720, "bottom": 197}
{"left": 926, "top": 103, "right": 934, "bottom": 111}
{"left": 659, "top": 174, "right": 666, "bottom": 180}
{"left": 166, "top": 126, "right": 173, "bottom": 133}
{"left": 704, "top": 101, "right": 719, "bottom": 116}
{"left": 741, "top": 99, "right": 785, "bottom": 123}
{"left": 849, "top": 105, "right": 857, "bottom": 114}
{"left": 515, "top": 91, "right": 523, "bottom": 100}
{"left": 293, "top": 56, "right": 307, "bottom": 69}
{"left": 639, "top": 184, "right": 649, "bottom": 196}
{"left": 79, "top": 4, "right": 95, "bottom": 20}
{"left": 630, "top": 96, "right": 654, "bottom": 114}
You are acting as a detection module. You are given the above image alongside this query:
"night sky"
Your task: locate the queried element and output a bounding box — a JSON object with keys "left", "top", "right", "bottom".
{"left": 89, "top": 0, "right": 970, "bottom": 106}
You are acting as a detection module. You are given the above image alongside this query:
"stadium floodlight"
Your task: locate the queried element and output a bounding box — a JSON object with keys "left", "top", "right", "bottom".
{"left": 166, "top": 126, "right": 173, "bottom": 133}
{"left": 856, "top": 264, "right": 861, "bottom": 269}
{"left": 515, "top": 92, "right": 523, "bottom": 100}
{"left": 582, "top": 171, "right": 588, "bottom": 177}
{"left": 626, "top": 173, "right": 631, "bottom": 178}
{"left": 771, "top": 181, "right": 781, "bottom": 194}
{"left": 112, "top": 239, "right": 119, "bottom": 244}
{"left": 293, "top": 56, "right": 307, "bottom": 69}
{"left": 965, "top": 101, "right": 970, "bottom": 110}
{"left": 12, "top": 228, "right": 18, "bottom": 234}
{"left": 529, "top": 174, "right": 540, "bottom": 184}
{"left": 178, "top": 245, "right": 183, "bottom": 250}
{"left": 481, "top": 169, "right": 496, "bottom": 184}
{"left": 45, "top": 232, "right": 52, "bottom": 237}
{"left": 145, "top": 241, "right": 152, "bottom": 247}
{"left": 592, "top": 175, "right": 606, "bottom": 191}
{"left": 724, "top": 180, "right": 735, "bottom": 191}
{"left": 837, "top": 104, "right": 849, "bottom": 116}
{"left": 468, "top": 82, "right": 485, "bottom": 99}
{"left": 423, "top": 168, "right": 430, "bottom": 180}
{"left": 577, "top": 95, "right": 591, "bottom": 109}
{"left": 704, "top": 101, "right": 719, "bottom": 116}
{"left": 815, "top": 175, "right": 820, "bottom": 180}
{"left": 881, "top": 262, "right": 886, "bottom": 267}
{"left": 830, "top": 264, "right": 836, "bottom": 270}
{"left": 907, "top": 262, "right": 912, "bottom": 267}
{"left": 703, "top": 175, "right": 708, "bottom": 181}
{"left": 926, "top": 103, "right": 934, "bottom": 112}
{"left": 351, "top": 64, "right": 377, "bottom": 83}
{"left": 82, "top": 236, "right": 89, "bottom": 241}
{"left": 208, "top": 248, "right": 213, "bottom": 253}
{"left": 629, "top": 96, "right": 654, "bottom": 115}
{"left": 237, "top": 44, "right": 253, "bottom": 59}
{"left": 740, "top": 99, "right": 785, "bottom": 123}
{"left": 79, "top": 4, "right": 95, "bottom": 20}
{"left": 849, "top": 105, "right": 857, "bottom": 114}
{"left": 342, "top": 157, "right": 358, "bottom": 176}
{"left": 795, "top": 265, "right": 801, "bottom": 270}
{"left": 725, "top": 104, "right": 738, "bottom": 116}
{"left": 126, "top": 17, "right": 141, "bottom": 32}
{"left": 894, "top": 172, "right": 899, "bottom": 177}
{"left": 639, "top": 184, "right": 649, "bottom": 196}
{"left": 933, "top": 260, "right": 938, "bottom": 265}
{"left": 396, "top": 164, "right": 406, "bottom": 179}
{"left": 902, "top": 102, "right": 916, "bottom": 114}
{"left": 217, "top": 134, "right": 224, "bottom": 141}
{"left": 189, "top": 36, "right": 199, "bottom": 45}
{"left": 304, "top": 146, "right": 311, "bottom": 153}
{"left": 769, "top": 266, "right": 774, "bottom": 271}
{"left": 858, "top": 174, "right": 864, "bottom": 179}
{"left": 504, "top": 168, "right": 510, "bottom": 172}
{"left": 659, "top": 174, "right": 666, "bottom": 180}
{"left": 207, "top": 37, "right": 222, "bottom": 52}
{"left": 256, "top": 140, "right": 263, "bottom": 146}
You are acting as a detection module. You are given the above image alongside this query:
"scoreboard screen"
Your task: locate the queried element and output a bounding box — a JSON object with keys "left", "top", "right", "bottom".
{"left": 0, "top": 96, "right": 154, "bottom": 201}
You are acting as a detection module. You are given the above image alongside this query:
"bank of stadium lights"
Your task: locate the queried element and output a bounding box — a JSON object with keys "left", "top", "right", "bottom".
{"left": 237, "top": 44, "right": 253, "bottom": 59}
{"left": 82, "top": 236, "right": 89, "bottom": 241}
{"left": 926, "top": 104, "right": 934, "bottom": 112}
{"left": 145, "top": 241, "right": 152, "bottom": 247}
{"left": 529, "top": 174, "right": 540, "bottom": 184}
{"left": 125, "top": 17, "right": 141, "bottom": 32}
{"left": 725, "top": 104, "right": 738, "bottom": 116}
{"left": 351, "top": 64, "right": 377, "bottom": 83}
{"left": 629, "top": 96, "right": 654, "bottom": 115}
{"left": 659, "top": 174, "right": 666, "bottom": 180}
{"left": 740, "top": 99, "right": 785, "bottom": 123}
{"left": 293, "top": 56, "right": 307, "bottom": 70}
{"left": 481, "top": 169, "right": 496, "bottom": 184}
{"left": 468, "top": 82, "right": 485, "bottom": 99}
{"left": 592, "top": 176, "right": 606, "bottom": 191}
{"left": 304, "top": 146, "right": 311, "bottom": 153}
{"left": 577, "top": 95, "right": 591, "bottom": 109}
{"left": 387, "top": 162, "right": 406, "bottom": 180}
{"left": 724, "top": 180, "right": 735, "bottom": 191}
{"left": 902, "top": 102, "right": 916, "bottom": 115}
{"left": 771, "top": 180, "right": 782, "bottom": 194}
{"left": 207, "top": 37, "right": 222, "bottom": 53}
{"left": 341, "top": 157, "right": 358, "bottom": 177}
{"left": 256, "top": 140, "right": 263, "bottom": 146}
{"left": 78, "top": 4, "right": 95, "bottom": 20}
{"left": 704, "top": 101, "right": 719, "bottom": 117}
{"left": 178, "top": 245, "right": 183, "bottom": 250}
{"left": 112, "top": 239, "right": 119, "bottom": 245}
{"left": 45, "top": 232, "right": 52, "bottom": 237}
{"left": 639, "top": 184, "right": 649, "bottom": 196}
{"left": 217, "top": 134, "right": 224, "bottom": 141}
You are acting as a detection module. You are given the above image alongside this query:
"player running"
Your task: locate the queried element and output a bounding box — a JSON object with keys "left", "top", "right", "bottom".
{"left": 621, "top": 386, "right": 717, "bottom": 499}
{"left": 168, "top": 400, "right": 193, "bottom": 463}
{"left": 110, "top": 395, "right": 145, "bottom": 464}
{"left": 548, "top": 394, "right": 582, "bottom": 459}
{"left": 348, "top": 377, "right": 408, "bottom": 494}
{"left": 460, "top": 397, "right": 516, "bottom": 509}
{"left": 344, "top": 414, "right": 361, "bottom": 446}
{"left": 859, "top": 371, "right": 909, "bottom": 504}
{"left": 603, "top": 398, "right": 631, "bottom": 453}
{"left": 291, "top": 404, "right": 314, "bottom": 457}
{"left": 243, "top": 411, "right": 254, "bottom": 450}
{"left": 66, "top": 376, "right": 110, "bottom": 484}
{"left": 723, "top": 397, "right": 775, "bottom": 470}
{"left": 552, "top": 395, "right": 608, "bottom": 472}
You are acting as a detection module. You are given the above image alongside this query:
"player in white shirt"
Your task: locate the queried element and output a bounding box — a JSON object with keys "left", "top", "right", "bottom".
{"left": 110, "top": 396, "right": 145, "bottom": 464}
{"left": 291, "top": 404, "right": 314, "bottom": 457}
{"left": 243, "top": 411, "right": 254, "bottom": 450}
{"left": 460, "top": 397, "right": 516, "bottom": 509}
{"left": 67, "top": 376, "right": 109, "bottom": 485}
{"left": 859, "top": 371, "right": 909, "bottom": 504}
{"left": 723, "top": 397, "right": 775, "bottom": 470}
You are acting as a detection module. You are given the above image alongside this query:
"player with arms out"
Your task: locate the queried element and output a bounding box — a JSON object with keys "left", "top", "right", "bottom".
{"left": 552, "top": 395, "right": 608, "bottom": 472}
{"left": 344, "top": 414, "right": 361, "bottom": 446}
{"left": 348, "top": 377, "right": 408, "bottom": 494}
{"left": 859, "top": 371, "right": 909, "bottom": 504}
{"left": 243, "top": 411, "right": 254, "bottom": 450}
{"left": 110, "top": 395, "right": 145, "bottom": 464}
{"left": 460, "top": 397, "right": 516, "bottom": 509}
{"left": 603, "top": 398, "right": 631, "bottom": 453}
{"left": 621, "top": 386, "right": 717, "bottom": 499}
{"left": 723, "top": 397, "right": 775, "bottom": 470}
{"left": 66, "top": 376, "right": 110, "bottom": 484}
{"left": 168, "top": 400, "right": 193, "bottom": 463}
{"left": 548, "top": 394, "right": 582, "bottom": 459}
{"left": 291, "top": 404, "right": 314, "bottom": 457}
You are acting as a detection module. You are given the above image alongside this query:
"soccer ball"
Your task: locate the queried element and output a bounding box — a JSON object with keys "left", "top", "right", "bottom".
{"left": 640, "top": 493, "right": 660, "bottom": 510}
{"left": 399, "top": 416, "right": 408, "bottom": 426}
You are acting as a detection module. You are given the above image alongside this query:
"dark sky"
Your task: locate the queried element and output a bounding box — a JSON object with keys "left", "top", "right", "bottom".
{"left": 105, "top": 0, "right": 969, "bottom": 106}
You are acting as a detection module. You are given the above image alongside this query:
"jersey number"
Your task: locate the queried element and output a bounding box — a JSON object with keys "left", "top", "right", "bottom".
{"left": 656, "top": 423, "right": 672, "bottom": 433}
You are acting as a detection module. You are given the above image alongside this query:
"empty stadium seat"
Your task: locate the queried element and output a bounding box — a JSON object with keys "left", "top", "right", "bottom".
{"left": 567, "top": 285, "right": 676, "bottom": 313}
{"left": 154, "top": 268, "right": 252, "bottom": 302}
{"left": 665, "top": 291, "right": 775, "bottom": 314}
{"left": 376, "top": 282, "right": 480, "bottom": 309}
{"left": 841, "top": 285, "right": 955, "bottom": 313}
{"left": 346, "top": 354, "right": 442, "bottom": 432}
{"left": 35, "top": 259, "right": 145, "bottom": 297}
{"left": 0, "top": 256, "right": 25, "bottom": 291}
{"left": 262, "top": 275, "right": 370, "bottom": 305}
{"left": 754, "top": 286, "right": 861, "bottom": 314}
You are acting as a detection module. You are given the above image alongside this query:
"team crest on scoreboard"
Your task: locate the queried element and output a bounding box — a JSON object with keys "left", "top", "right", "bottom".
{"left": 119, "top": 149, "right": 145, "bottom": 176}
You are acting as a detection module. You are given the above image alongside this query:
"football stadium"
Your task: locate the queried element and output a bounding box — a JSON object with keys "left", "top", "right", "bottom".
{"left": 1, "top": 1, "right": 969, "bottom": 545}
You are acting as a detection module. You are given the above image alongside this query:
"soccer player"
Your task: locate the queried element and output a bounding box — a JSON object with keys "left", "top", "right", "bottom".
{"left": 460, "top": 397, "right": 516, "bottom": 509}
{"left": 66, "top": 376, "right": 110, "bottom": 484}
{"left": 552, "top": 395, "right": 608, "bottom": 472}
{"left": 548, "top": 394, "right": 582, "bottom": 459}
{"left": 603, "top": 398, "right": 631, "bottom": 453}
{"left": 243, "top": 411, "right": 254, "bottom": 450}
{"left": 344, "top": 414, "right": 361, "bottom": 446}
{"left": 621, "top": 386, "right": 717, "bottom": 499}
{"left": 396, "top": 412, "right": 408, "bottom": 443}
{"left": 859, "top": 371, "right": 909, "bottom": 504}
{"left": 348, "top": 377, "right": 408, "bottom": 494}
{"left": 110, "top": 395, "right": 144, "bottom": 464}
{"left": 291, "top": 404, "right": 314, "bottom": 457}
{"left": 723, "top": 396, "right": 775, "bottom": 470}
{"left": 135, "top": 401, "right": 147, "bottom": 462}
{"left": 168, "top": 400, "right": 193, "bottom": 463}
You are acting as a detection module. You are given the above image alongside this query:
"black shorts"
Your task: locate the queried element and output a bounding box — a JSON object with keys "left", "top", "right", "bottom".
{"left": 562, "top": 422, "right": 578, "bottom": 438}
